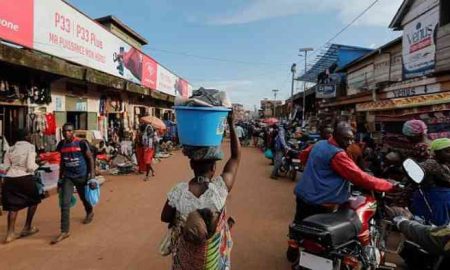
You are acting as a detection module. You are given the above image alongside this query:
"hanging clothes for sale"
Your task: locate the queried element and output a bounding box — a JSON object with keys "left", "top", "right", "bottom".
{"left": 27, "top": 113, "right": 38, "bottom": 133}
{"left": 43, "top": 113, "right": 56, "bottom": 135}
{"left": 43, "top": 113, "right": 57, "bottom": 152}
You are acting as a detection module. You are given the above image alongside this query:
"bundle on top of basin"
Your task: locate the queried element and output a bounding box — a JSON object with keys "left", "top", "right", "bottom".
{"left": 174, "top": 88, "right": 232, "bottom": 160}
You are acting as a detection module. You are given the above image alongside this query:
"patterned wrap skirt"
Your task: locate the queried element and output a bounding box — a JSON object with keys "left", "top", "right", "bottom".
{"left": 172, "top": 210, "right": 233, "bottom": 270}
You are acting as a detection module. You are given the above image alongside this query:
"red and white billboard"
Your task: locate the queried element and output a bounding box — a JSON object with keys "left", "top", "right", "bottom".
{"left": 0, "top": 0, "right": 190, "bottom": 97}
{"left": 155, "top": 65, "right": 189, "bottom": 97}
{"left": 141, "top": 55, "right": 158, "bottom": 89}
{"left": 0, "top": 0, "right": 34, "bottom": 48}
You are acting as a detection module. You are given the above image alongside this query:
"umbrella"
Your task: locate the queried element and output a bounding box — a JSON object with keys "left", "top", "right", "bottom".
{"left": 140, "top": 116, "right": 167, "bottom": 130}
{"left": 262, "top": 118, "right": 279, "bottom": 125}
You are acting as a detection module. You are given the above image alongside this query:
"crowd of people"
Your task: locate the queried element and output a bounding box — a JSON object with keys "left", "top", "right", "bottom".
{"left": 1, "top": 113, "right": 449, "bottom": 268}
{"left": 227, "top": 117, "right": 450, "bottom": 265}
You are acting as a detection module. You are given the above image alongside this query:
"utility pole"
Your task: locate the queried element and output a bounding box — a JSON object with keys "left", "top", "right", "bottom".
{"left": 290, "top": 63, "right": 297, "bottom": 98}
{"left": 299, "top": 48, "right": 313, "bottom": 127}
{"left": 272, "top": 89, "right": 279, "bottom": 101}
{"left": 272, "top": 89, "right": 279, "bottom": 117}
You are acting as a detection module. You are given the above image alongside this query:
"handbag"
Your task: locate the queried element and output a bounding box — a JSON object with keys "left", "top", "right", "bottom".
{"left": 158, "top": 228, "right": 173, "bottom": 256}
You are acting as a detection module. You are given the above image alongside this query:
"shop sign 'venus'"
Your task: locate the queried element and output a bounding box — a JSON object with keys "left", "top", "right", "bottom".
{"left": 402, "top": 6, "right": 439, "bottom": 79}
{"left": 0, "top": 0, "right": 189, "bottom": 97}
{"left": 386, "top": 83, "right": 441, "bottom": 99}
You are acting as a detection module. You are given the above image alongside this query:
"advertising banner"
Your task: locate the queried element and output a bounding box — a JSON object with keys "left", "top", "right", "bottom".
{"left": 157, "top": 65, "right": 189, "bottom": 97}
{"left": 141, "top": 55, "right": 158, "bottom": 89}
{"left": 402, "top": 6, "right": 439, "bottom": 79}
{"left": 34, "top": 0, "right": 140, "bottom": 83}
{"left": 0, "top": 0, "right": 34, "bottom": 48}
{"left": 0, "top": 0, "right": 190, "bottom": 97}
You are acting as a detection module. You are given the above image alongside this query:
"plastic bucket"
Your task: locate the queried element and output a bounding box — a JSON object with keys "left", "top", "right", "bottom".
{"left": 174, "top": 106, "right": 231, "bottom": 146}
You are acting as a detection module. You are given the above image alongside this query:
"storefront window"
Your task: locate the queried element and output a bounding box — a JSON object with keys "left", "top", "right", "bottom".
{"left": 67, "top": 112, "right": 88, "bottom": 130}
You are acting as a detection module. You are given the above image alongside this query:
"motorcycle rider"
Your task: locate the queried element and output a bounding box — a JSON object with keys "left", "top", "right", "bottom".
{"left": 293, "top": 121, "right": 397, "bottom": 223}
{"left": 387, "top": 207, "right": 450, "bottom": 258}
{"left": 271, "top": 123, "right": 290, "bottom": 179}
{"left": 411, "top": 138, "right": 450, "bottom": 225}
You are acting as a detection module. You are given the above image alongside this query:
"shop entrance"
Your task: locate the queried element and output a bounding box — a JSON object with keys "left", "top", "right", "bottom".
{"left": 0, "top": 105, "right": 27, "bottom": 144}
{"left": 108, "top": 113, "right": 124, "bottom": 142}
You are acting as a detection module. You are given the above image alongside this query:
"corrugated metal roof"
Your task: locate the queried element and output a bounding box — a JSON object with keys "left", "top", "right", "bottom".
{"left": 337, "top": 37, "right": 402, "bottom": 72}
{"left": 297, "top": 44, "right": 372, "bottom": 83}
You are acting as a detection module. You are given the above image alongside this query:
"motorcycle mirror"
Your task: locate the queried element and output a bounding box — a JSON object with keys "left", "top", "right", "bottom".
{"left": 402, "top": 158, "right": 425, "bottom": 184}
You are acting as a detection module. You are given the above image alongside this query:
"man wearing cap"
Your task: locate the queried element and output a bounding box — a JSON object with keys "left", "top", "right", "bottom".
{"left": 411, "top": 138, "right": 450, "bottom": 225}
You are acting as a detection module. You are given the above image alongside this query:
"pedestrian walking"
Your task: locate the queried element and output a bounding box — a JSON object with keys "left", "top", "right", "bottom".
{"left": 135, "top": 124, "right": 146, "bottom": 174}
{"left": 2, "top": 129, "right": 41, "bottom": 244}
{"left": 235, "top": 124, "right": 245, "bottom": 145}
{"left": 160, "top": 112, "right": 241, "bottom": 270}
{"left": 51, "top": 123, "right": 96, "bottom": 245}
{"left": 142, "top": 125, "right": 157, "bottom": 181}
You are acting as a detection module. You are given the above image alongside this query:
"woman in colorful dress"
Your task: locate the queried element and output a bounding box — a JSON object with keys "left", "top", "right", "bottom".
{"left": 161, "top": 112, "right": 241, "bottom": 270}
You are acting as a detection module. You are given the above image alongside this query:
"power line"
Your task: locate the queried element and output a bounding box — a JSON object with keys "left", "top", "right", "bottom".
{"left": 306, "top": 0, "right": 381, "bottom": 62}
{"left": 147, "top": 47, "right": 290, "bottom": 66}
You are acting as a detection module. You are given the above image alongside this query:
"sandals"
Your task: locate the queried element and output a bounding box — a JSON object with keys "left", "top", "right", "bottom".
{"left": 3, "top": 233, "right": 19, "bottom": 244}
{"left": 82, "top": 212, "right": 94, "bottom": 224}
{"left": 50, "top": 232, "right": 71, "bottom": 245}
{"left": 20, "top": 227, "right": 39, "bottom": 238}
{"left": 3, "top": 227, "right": 39, "bottom": 244}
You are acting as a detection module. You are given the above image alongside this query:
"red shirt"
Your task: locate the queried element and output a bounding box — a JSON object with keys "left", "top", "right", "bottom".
{"left": 302, "top": 138, "right": 394, "bottom": 192}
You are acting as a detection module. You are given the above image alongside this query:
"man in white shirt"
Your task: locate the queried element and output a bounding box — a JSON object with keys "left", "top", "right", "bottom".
{"left": 235, "top": 125, "right": 245, "bottom": 143}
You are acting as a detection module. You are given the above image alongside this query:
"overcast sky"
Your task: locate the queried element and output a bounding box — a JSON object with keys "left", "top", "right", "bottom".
{"left": 70, "top": 0, "right": 403, "bottom": 110}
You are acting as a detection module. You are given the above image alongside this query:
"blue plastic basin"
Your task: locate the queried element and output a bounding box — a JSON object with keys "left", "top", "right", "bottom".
{"left": 174, "top": 106, "right": 231, "bottom": 146}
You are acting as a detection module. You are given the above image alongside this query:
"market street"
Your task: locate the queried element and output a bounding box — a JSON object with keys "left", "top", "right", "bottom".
{"left": 0, "top": 143, "right": 294, "bottom": 270}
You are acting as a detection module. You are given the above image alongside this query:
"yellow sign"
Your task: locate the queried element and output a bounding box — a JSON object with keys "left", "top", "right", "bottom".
{"left": 356, "top": 92, "right": 450, "bottom": 112}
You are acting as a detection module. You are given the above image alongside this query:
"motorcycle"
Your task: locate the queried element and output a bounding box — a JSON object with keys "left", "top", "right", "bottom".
{"left": 396, "top": 159, "right": 449, "bottom": 270}
{"left": 287, "top": 189, "right": 393, "bottom": 270}
{"left": 279, "top": 148, "right": 301, "bottom": 181}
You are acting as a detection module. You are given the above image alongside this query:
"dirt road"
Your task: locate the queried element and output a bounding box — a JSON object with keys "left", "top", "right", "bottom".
{"left": 0, "top": 144, "right": 295, "bottom": 270}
